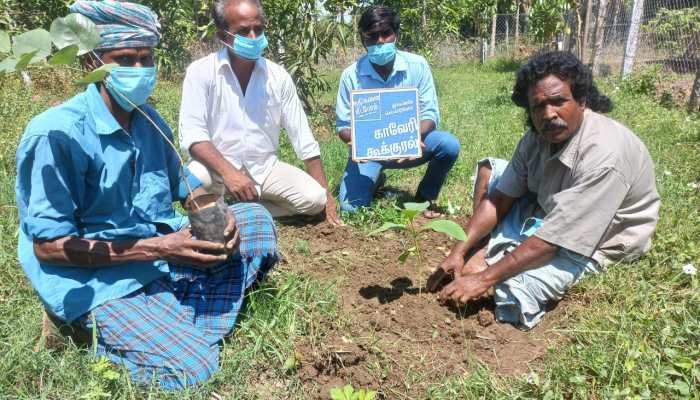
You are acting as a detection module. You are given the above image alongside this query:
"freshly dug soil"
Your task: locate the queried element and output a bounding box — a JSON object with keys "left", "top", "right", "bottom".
{"left": 277, "top": 218, "right": 574, "bottom": 399}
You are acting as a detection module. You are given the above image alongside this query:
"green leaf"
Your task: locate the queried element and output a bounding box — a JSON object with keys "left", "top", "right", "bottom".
{"left": 401, "top": 201, "right": 429, "bottom": 221}
{"left": 403, "top": 201, "right": 430, "bottom": 212}
{"left": 0, "top": 56, "right": 18, "bottom": 74}
{"left": 398, "top": 250, "right": 410, "bottom": 263}
{"left": 421, "top": 219, "right": 467, "bottom": 241}
{"left": 75, "top": 63, "right": 116, "bottom": 85}
{"left": 674, "top": 357, "right": 694, "bottom": 370}
{"left": 330, "top": 388, "right": 345, "bottom": 400}
{"left": 50, "top": 13, "right": 100, "bottom": 55}
{"left": 282, "top": 352, "right": 302, "bottom": 372}
{"left": 0, "top": 30, "right": 10, "bottom": 54}
{"left": 15, "top": 50, "right": 38, "bottom": 71}
{"left": 12, "top": 28, "right": 51, "bottom": 63}
{"left": 368, "top": 222, "right": 405, "bottom": 236}
{"left": 48, "top": 44, "right": 79, "bottom": 65}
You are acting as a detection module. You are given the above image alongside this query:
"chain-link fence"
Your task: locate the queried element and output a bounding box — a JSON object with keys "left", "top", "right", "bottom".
{"left": 476, "top": 0, "right": 699, "bottom": 78}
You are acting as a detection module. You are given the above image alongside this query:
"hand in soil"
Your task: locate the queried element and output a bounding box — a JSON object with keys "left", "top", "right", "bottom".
{"left": 438, "top": 273, "right": 492, "bottom": 304}
{"left": 426, "top": 254, "right": 464, "bottom": 292}
{"left": 157, "top": 227, "right": 229, "bottom": 269}
{"left": 426, "top": 267, "right": 452, "bottom": 293}
{"left": 223, "top": 169, "right": 258, "bottom": 202}
{"left": 223, "top": 209, "right": 240, "bottom": 254}
{"left": 324, "top": 196, "right": 345, "bottom": 227}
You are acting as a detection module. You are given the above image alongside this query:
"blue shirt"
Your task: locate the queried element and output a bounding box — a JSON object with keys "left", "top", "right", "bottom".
{"left": 15, "top": 84, "right": 201, "bottom": 322}
{"left": 335, "top": 50, "right": 440, "bottom": 131}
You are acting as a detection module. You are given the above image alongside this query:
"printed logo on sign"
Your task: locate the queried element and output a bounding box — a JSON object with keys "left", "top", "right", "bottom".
{"left": 353, "top": 93, "right": 381, "bottom": 121}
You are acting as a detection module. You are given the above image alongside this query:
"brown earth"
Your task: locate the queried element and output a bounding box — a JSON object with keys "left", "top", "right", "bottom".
{"left": 276, "top": 218, "right": 576, "bottom": 399}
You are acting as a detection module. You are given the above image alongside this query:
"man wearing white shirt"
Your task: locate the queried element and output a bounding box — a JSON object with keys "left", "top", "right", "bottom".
{"left": 179, "top": 0, "right": 342, "bottom": 226}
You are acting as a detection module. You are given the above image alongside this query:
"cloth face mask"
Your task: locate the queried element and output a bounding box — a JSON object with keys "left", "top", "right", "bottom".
{"left": 105, "top": 66, "right": 157, "bottom": 112}
{"left": 367, "top": 42, "right": 397, "bottom": 66}
{"left": 222, "top": 31, "right": 268, "bottom": 60}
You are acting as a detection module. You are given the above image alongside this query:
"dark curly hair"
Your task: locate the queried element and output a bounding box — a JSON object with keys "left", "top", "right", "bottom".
{"left": 511, "top": 51, "right": 613, "bottom": 120}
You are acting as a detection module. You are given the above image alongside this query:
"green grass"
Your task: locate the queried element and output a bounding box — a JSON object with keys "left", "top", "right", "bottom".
{"left": 0, "top": 61, "right": 698, "bottom": 399}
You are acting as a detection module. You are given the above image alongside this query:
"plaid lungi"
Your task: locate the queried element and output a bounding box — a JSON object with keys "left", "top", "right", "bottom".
{"left": 74, "top": 203, "right": 278, "bottom": 390}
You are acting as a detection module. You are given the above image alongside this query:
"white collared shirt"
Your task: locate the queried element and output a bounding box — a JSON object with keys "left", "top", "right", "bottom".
{"left": 178, "top": 49, "right": 320, "bottom": 184}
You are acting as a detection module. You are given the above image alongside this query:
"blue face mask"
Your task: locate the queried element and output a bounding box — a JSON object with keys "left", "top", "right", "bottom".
{"left": 104, "top": 66, "right": 157, "bottom": 112}
{"left": 367, "top": 42, "right": 397, "bottom": 66}
{"left": 222, "top": 31, "right": 268, "bottom": 60}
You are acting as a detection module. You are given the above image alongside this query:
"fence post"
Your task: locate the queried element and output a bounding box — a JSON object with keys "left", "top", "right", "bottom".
{"left": 515, "top": 0, "right": 520, "bottom": 50}
{"left": 591, "top": 0, "right": 610, "bottom": 75}
{"left": 582, "top": 0, "right": 593, "bottom": 60}
{"left": 621, "top": 0, "right": 645, "bottom": 77}
{"left": 689, "top": 65, "right": 700, "bottom": 112}
{"left": 490, "top": 13, "right": 497, "bottom": 58}
{"left": 481, "top": 39, "right": 488, "bottom": 64}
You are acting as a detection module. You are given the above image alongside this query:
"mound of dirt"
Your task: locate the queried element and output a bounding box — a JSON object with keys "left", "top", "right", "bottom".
{"left": 277, "top": 219, "right": 572, "bottom": 398}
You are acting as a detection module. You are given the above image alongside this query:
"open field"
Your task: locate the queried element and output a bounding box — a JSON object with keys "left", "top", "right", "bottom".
{"left": 0, "top": 60, "right": 698, "bottom": 399}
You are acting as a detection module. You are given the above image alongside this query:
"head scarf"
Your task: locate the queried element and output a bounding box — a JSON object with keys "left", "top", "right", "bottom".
{"left": 69, "top": 0, "right": 160, "bottom": 50}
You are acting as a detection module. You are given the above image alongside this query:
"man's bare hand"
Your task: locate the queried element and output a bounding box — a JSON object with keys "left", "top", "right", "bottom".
{"left": 223, "top": 208, "right": 240, "bottom": 253}
{"left": 437, "top": 273, "right": 492, "bottom": 304}
{"left": 222, "top": 169, "right": 258, "bottom": 202}
{"left": 426, "top": 253, "right": 464, "bottom": 292}
{"left": 324, "top": 195, "right": 344, "bottom": 227}
{"left": 157, "top": 228, "right": 228, "bottom": 269}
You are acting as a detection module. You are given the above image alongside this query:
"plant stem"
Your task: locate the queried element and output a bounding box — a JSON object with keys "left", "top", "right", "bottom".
{"left": 107, "top": 83, "right": 199, "bottom": 210}
{"left": 409, "top": 218, "right": 425, "bottom": 295}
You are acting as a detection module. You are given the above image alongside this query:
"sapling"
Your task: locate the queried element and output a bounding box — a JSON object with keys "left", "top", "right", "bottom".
{"left": 369, "top": 202, "right": 467, "bottom": 293}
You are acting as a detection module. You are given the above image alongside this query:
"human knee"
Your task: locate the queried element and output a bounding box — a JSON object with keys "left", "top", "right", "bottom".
{"left": 298, "top": 186, "right": 327, "bottom": 215}
{"left": 437, "top": 132, "right": 460, "bottom": 160}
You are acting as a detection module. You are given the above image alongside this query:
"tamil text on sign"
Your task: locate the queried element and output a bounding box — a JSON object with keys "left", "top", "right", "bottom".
{"left": 351, "top": 88, "right": 422, "bottom": 161}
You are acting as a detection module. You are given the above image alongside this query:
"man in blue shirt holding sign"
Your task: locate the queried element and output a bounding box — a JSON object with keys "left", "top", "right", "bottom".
{"left": 335, "top": 6, "right": 460, "bottom": 216}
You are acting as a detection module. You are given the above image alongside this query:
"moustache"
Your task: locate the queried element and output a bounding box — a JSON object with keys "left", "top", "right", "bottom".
{"left": 541, "top": 119, "right": 568, "bottom": 132}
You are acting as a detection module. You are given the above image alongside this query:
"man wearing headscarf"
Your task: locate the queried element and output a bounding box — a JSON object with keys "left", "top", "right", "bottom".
{"left": 15, "top": 0, "right": 278, "bottom": 390}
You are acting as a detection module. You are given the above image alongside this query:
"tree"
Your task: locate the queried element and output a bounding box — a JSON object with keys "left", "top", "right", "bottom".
{"left": 591, "top": 0, "right": 610, "bottom": 75}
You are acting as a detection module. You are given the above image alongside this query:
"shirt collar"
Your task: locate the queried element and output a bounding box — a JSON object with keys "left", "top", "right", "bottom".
{"left": 216, "top": 47, "right": 264, "bottom": 73}
{"left": 557, "top": 109, "right": 590, "bottom": 168}
{"left": 358, "top": 50, "right": 408, "bottom": 80}
{"left": 85, "top": 83, "right": 123, "bottom": 136}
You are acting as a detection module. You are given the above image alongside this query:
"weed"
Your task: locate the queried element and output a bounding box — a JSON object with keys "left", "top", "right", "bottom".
{"left": 330, "top": 384, "right": 377, "bottom": 400}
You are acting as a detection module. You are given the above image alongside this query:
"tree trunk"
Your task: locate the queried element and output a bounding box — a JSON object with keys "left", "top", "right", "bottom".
{"left": 490, "top": 12, "right": 497, "bottom": 57}
{"left": 582, "top": 0, "right": 593, "bottom": 60}
{"left": 689, "top": 65, "right": 700, "bottom": 112}
{"left": 621, "top": 0, "right": 645, "bottom": 77}
{"left": 591, "top": 0, "right": 610, "bottom": 74}
{"left": 515, "top": 0, "right": 521, "bottom": 49}
{"left": 422, "top": 0, "right": 427, "bottom": 29}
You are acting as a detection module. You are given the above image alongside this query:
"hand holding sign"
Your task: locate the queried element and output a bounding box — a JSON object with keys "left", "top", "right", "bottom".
{"left": 351, "top": 88, "right": 422, "bottom": 162}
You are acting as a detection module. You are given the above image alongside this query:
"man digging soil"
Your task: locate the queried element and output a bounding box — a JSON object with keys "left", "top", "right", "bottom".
{"left": 428, "top": 51, "right": 660, "bottom": 330}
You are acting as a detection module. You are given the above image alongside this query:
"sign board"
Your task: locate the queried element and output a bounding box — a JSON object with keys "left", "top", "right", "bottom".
{"left": 351, "top": 87, "right": 422, "bottom": 161}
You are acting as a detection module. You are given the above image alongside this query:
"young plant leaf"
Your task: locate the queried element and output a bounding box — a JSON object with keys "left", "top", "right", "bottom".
{"left": 398, "top": 250, "right": 410, "bottom": 263}
{"left": 50, "top": 13, "right": 100, "bottom": 55}
{"left": 403, "top": 201, "right": 430, "bottom": 212}
{"left": 0, "top": 56, "right": 18, "bottom": 74}
{"left": 421, "top": 219, "right": 467, "bottom": 241}
{"left": 12, "top": 28, "right": 51, "bottom": 63}
{"left": 0, "top": 30, "right": 10, "bottom": 54}
{"left": 401, "top": 201, "right": 430, "bottom": 221}
{"left": 75, "top": 63, "right": 116, "bottom": 85}
{"left": 15, "top": 50, "right": 39, "bottom": 71}
{"left": 48, "top": 44, "right": 79, "bottom": 65}
{"left": 368, "top": 222, "right": 405, "bottom": 236}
